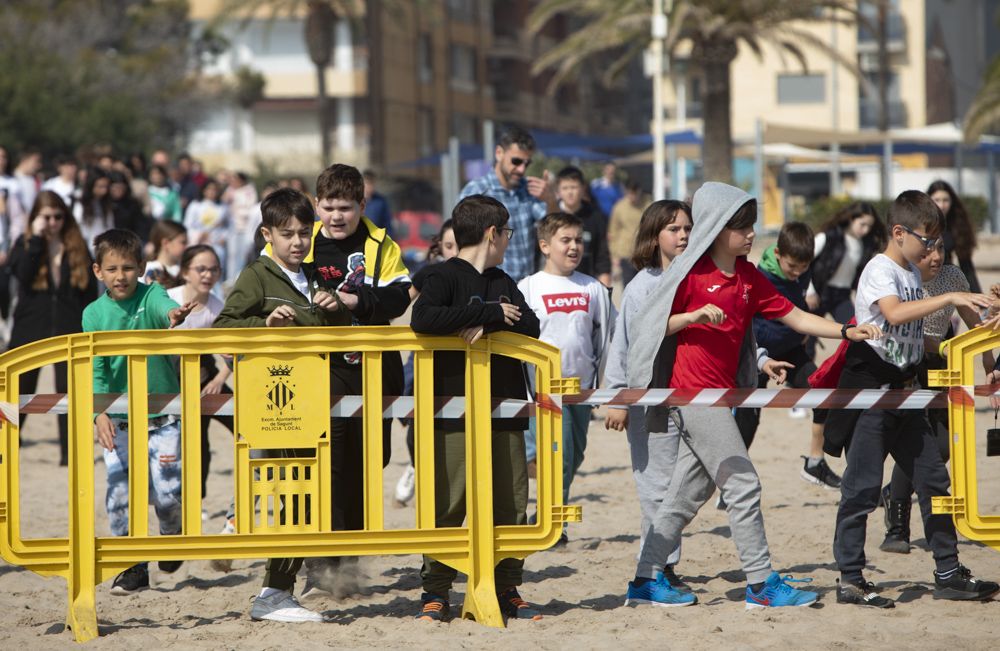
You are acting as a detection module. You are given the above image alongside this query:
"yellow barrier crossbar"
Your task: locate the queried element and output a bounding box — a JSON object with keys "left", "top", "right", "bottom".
{"left": 0, "top": 326, "right": 580, "bottom": 642}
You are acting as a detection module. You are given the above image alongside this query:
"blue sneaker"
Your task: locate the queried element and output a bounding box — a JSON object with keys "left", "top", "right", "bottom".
{"left": 625, "top": 572, "right": 697, "bottom": 608}
{"left": 745, "top": 572, "right": 818, "bottom": 609}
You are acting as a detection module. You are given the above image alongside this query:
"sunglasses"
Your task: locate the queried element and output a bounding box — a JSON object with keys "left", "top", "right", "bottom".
{"left": 900, "top": 225, "right": 941, "bottom": 250}
{"left": 510, "top": 157, "right": 532, "bottom": 168}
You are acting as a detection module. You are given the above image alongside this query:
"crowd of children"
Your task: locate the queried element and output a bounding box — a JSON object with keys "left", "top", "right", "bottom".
{"left": 4, "top": 132, "right": 1000, "bottom": 627}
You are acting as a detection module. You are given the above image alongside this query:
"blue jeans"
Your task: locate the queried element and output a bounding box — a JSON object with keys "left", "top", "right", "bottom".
{"left": 525, "top": 405, "right": 592, "bottom": 504}
{"left": 103, "top": 418, "right": 183, "bottom": 537}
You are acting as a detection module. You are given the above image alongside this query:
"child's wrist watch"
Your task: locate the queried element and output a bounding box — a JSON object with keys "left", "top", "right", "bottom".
{"left": 841, "top": 323, "right": 856, "bottom": 339}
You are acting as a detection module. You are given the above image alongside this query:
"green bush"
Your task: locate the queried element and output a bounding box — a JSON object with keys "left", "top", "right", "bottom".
{"left": 793, "top": 195, "right": 990, "bottom": 231}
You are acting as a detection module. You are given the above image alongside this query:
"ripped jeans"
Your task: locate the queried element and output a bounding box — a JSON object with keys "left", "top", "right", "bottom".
{"left": 103, "top": 417, "right": 183, "bottom": 537}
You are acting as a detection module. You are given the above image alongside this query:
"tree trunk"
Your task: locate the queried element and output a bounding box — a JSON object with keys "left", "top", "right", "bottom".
{"left": 305, "top": 1, "right": 336, "bottom": 165}
{"left": 694, "top": 37, "right": 738, "bottom": 184}
{"left": 316, "top": 64, "right": 331, "bottom": 164}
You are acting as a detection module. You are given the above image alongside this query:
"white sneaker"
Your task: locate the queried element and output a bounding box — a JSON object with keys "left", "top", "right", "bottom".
{"left": 394, "top": 465, "right": 416, "bottom": 505}
{"left": 209, "top": 519, "right": 236, "bottom": 573}
{"left": 788, "top": 407, "right": 809, "bottom": 419}
{"left": 250, "top": 590, "right": 324, "bottom": 622}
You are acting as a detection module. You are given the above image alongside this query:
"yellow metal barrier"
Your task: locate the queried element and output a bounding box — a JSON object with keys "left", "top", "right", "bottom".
{"left": 0, "top": 327, "right": 581, "bottom": 642}
{"left": 929, "top": 326, "right": 1000, "bottom": 552}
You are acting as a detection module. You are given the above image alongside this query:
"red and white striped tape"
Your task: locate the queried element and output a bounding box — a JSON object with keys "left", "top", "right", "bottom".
{"left": 1, "top": 385, "right": 997, "bottom": 426}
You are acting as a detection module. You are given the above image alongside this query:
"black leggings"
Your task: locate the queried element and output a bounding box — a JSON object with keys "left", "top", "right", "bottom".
{"left": 19, "top": 362, "right": 68, "bottom": 465}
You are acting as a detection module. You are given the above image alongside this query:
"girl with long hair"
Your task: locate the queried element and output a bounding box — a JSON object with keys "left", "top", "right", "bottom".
{"left": 163, "top": 244, "right": 232, "bottom": 502}
{"left": 8, "top": 191, "right": 97, "bottom": 465}
{"left": 927, "top": 179, "right": 981, "bottom": 293}
{"left": 808, "top": 201, "right": 887, "bottom": 323}
{"left": 142, "top": 220, "right": 188, "bottom": 285}
{"left": 77, "top": 168, "right": 114, "bottom": 254}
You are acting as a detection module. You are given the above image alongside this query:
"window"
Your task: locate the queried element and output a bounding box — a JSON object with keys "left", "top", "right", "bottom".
{"left": 447, "top": 0, "right": 477, "bottom": 23}
{"left": 451, "top": 112, "right": 477, "bottom": 144}
{"left": 776, "top": 73, "right": 826, "bottom": 104}
{"left": 449, "top": 44, "right": 477, "bottom": 91}
{"left": 418, "top": 33, "right": 433, "bottom": 83}
{"left": 418, "top": 108, "right": 435, "bottom": 156}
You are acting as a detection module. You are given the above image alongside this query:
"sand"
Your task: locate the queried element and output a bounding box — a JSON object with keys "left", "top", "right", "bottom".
{"left": 3, "top": 241, "right": 1000, "bottom": 650}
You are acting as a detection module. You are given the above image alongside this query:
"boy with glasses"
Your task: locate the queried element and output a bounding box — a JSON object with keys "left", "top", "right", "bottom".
{"left": 410, "top": 194, "right": 541, "bottom": 622}
{"left": 828, "top": 190, "right": 999, "bottom": 607}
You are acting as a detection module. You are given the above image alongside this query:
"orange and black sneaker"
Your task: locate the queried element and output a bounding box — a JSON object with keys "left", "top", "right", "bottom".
{"left": 498, "top": 588, "right": 542, "bottom": 621}
{"left": 415, "top": 593, "right": 450, "bottom": 622}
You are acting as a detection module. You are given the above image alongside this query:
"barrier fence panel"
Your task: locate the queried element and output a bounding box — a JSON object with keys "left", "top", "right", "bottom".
{"left": 929, "top": 326, "right": 1000, "bottom": 552}
{"left": 0, "top": 327, "right": 580, "bottom": 642}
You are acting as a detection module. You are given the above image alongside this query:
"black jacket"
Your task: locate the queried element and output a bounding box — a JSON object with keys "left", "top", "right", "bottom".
{"left": 576, "top": 201, "right": 611, "bottom": 279}
{"left": 810, "top": 225, "right": 878, "bottom": 295}
{"left": 411, "top": 257, "right": 540, "bottom": 432}
{"left": 7, "top": 235, "right": 97, "bottom": 349}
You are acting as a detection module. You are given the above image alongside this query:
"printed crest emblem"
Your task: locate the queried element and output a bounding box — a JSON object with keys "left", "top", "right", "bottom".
{"left": 266, "top": 365, "right": 295, "bottom": 412}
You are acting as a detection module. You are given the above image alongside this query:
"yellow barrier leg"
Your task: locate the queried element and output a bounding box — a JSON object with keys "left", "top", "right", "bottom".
{"left": 460, "top": 347, "right": 503, "bottom": 627}
{"left": 66, "top": 347, "right": 98, "bottom": 642}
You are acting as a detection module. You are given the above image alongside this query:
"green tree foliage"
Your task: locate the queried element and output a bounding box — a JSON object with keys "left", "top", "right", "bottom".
{"left": 0, "top": 0, "right": 210, "bottom": 159}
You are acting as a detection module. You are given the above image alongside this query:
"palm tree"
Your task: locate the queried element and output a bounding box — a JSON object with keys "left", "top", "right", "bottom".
{"left": 215, "top": 0, "right": 360, "bottom": 165}
{"left": 964, "top": 12, "right": 1000, "bottom": 141}
{"left": 528, "top": 0, "right": 859, "bottom": 183}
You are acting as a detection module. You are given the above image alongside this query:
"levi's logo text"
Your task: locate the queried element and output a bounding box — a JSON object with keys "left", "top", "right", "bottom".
{"left": 543, "top": 293, "right": 590, "bottom": 314}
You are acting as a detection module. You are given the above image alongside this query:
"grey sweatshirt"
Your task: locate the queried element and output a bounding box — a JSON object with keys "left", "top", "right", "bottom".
{"left": 625, "top": 182, "right": 760, "bottom": 389}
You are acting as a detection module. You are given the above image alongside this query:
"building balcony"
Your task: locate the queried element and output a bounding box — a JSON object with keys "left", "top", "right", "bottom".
{"left": 857, "top": 11, "right": 906, "bottom": 54}
{"left": 858, "top": 99, "right": 908, "bottom": 129}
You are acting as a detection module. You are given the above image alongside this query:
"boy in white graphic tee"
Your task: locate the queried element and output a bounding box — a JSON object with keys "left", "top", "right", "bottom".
{"left": 518, "top": 212, "right": 616, "bottom": 538}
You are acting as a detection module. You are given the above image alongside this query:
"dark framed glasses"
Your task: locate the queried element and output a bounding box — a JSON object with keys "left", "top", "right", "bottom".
{"left": 900, "top": 225, "right": 941, "bottom": 250}
{"left": 501, "top": 227, "right": 514, "bottom": 240}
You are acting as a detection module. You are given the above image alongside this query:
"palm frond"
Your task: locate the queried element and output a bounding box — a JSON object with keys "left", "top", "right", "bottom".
{"left": 965, "top": 55, "right": 1000, "bottom": 140}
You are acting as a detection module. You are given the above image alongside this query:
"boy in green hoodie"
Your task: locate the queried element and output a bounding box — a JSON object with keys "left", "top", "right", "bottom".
{"left": 214, "top": 188, "right": 350, "bottom": 623}
{"left": 734, "top": 222, "right": 843, "bottom": 490}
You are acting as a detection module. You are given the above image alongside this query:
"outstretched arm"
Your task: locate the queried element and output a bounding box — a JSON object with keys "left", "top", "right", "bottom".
{"left": 778, "top": 307, "right": 882, "bottom": 342}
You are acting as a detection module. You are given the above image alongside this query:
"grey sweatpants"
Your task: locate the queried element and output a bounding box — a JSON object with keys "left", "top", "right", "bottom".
{"left": 635, "top": 406, "right": 772, "bottom": 585}
{"left": 626, "top": 406, "right": 682, "bottom": 567}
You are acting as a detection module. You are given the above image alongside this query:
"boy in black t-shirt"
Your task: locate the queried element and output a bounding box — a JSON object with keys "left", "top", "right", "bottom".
{"left": 268, "top": 164, "right": 411, "bottom": 596}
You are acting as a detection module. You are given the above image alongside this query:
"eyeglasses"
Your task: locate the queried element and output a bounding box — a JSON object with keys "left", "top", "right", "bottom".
{"left": 41, "top": 214, "right": 64, "bottom": 222}
{"left": 501, "top": 227, "right": 514, "bottom": 240}
{"left": 900, "top": 225, "right": 941, "bottom": 250}
{"left": 468, "top": 295, "right": 511, "bottom": 306}
{"left": 192, "top": 265, "right": 221, "bottom": 275}
{"left": 510, "top": 157, "right": 532, "bottom": 168}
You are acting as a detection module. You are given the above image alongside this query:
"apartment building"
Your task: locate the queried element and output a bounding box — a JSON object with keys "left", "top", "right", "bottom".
{"left": 186, "top": 0, "right": 636, "bottom": 178}
{"left": 661, "top": 0, "right": 1000, "bottom": 143}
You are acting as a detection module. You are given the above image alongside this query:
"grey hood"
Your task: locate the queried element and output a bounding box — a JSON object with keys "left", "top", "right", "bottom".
{"left": 625, "top": 182, "right": 758, "bottom": 389}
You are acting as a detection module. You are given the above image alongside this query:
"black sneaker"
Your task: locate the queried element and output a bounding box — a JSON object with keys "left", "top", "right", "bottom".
{"left": 111, "top": 564, "right": 150, "bottom": 595}
{"left": 158, "top": 560, "right": 183, "bottom": 574}
{"left": 414, "top": 593, "right": 450, "bottom": 622}
{"left": 800, "top": 457, "right": 841, "bottom": 489}
{"left": 497, "top": 588, "right": 542, "bottom": 621}
{"left": 836, "top": 578, "right": 894, "bottom": 608}
{"left": 933, "top": 566, "right": 1000, "bottom": 601}
{"left": 662, "top": 565, "right": 692, "bottom": 593}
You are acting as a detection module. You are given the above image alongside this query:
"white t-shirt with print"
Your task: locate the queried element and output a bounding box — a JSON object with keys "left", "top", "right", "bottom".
{"left": 518, "top": 270, "right": 612, "bottom": 388}
{"left": 854, "top": 253, "right": 924, "bottom": 368}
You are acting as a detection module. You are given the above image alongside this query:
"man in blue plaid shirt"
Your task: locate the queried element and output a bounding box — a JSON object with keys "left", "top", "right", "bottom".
{"left": 458, "top": 126, "right": 558, "bottom": 281}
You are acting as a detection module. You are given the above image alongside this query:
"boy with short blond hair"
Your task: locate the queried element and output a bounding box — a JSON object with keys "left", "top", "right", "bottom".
{"left": 518, "top": 212, "right": 615, "bottom": 531}
{"left": 84, "top": 229, "right": 194, "bottom": 596}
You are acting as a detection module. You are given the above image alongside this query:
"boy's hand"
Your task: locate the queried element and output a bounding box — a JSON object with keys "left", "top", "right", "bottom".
{"left": 458, "top": 326, "right": 485, "bottom": 344}
{"left": 691, "top": 304, "right": 725, "bottom": 326}
{"left": 762, "top": 359, "right": 794, "bottom": 385}
{"left": 989, "top": 283, "right": 1000, "bottom": 301}
{"left": 312, "top": 290, "right": 340, "bottom": 311}
{"left": 201, "top": 377, "right": 226, "bottom": 396}
{"left": 94, "top": 413, "right": 116, "bottom": 451}
{"left": 846, "top": 323, "right": 883, "bottom": 341}
{"left": 987, "top": 370, "right": 1000, "bottom": 409}
{"left": 168, "top": 301, "right": 197, "bottom": 328}
{"left": 500, "top": 302, "right": 521, "bottom": 325}
{"left": 950, "top": 292, "right": 994, "bottom": 312}
{"left": 336, "top": 290, "right": 359, "bottom": 310}
{"left": 605, "top": 407, "right": 628, "bottom": 432}
{"left": 265, "top": 305, "right": 296, "bottom": 327}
